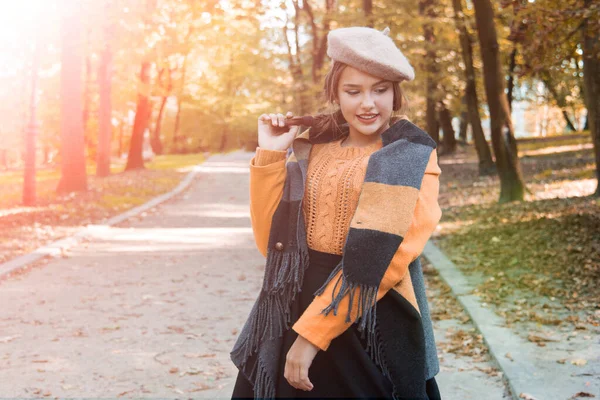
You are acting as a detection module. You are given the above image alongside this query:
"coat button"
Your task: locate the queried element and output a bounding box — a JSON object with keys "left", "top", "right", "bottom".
{"left": 275, "top": 242, "right": 284, "bottom": 251}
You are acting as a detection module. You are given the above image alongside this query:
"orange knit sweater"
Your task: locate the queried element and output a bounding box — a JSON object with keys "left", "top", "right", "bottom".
{"left": 249, "top": 136, "right": 442, "bottom": 351}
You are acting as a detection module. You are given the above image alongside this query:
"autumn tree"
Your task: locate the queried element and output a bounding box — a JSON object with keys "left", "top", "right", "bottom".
{"left": 419, "top": 0, "right": 440, "bottom": 143}
{"left": 125, "top": 0, "right": 158, "bottom": 171}
{"left": 452, "top": 0, "right": 494, "bottom": 175}
{"left": 57, "top": 1, "right": 88, "bottom": 193}
{"left": 97, "top": 0, "right": 116, "bottom": 177}
{"left": 509, "top": 0, "right": 599, "bottom": 195}
{"left": 473, "top": 0, "right": 526, "bottom": 202}
{"left": 581, "top": 0, "right": 600, "bottom": 196}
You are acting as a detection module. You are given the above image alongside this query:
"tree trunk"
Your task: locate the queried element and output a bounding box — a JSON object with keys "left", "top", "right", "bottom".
{"left": 151, "top": 96, "right": 167, "bottom": 155}
{"left": 118, "top": 119, "right": 125, "bottom": 157}
{"left": 420, "top": 0, "right": 439, "bottom": 143}
{"left": 173, "top": 54, "right": 188, "bottom": 152}
{"left": 458, "top": 112, "right": 469, "bottom": 142}
{"left": 541, "top": 72, "right": 576, "bottom": 132}
{"left": 584, "top": 115, "right": 589, "bottom": 131}
{"left": 283, "top": 8, "right": 311, "bottom": 116}
{"left": 96, "top": 17, "right": 113, "bottom": 177}
{"left": 507, "top": 45, "right": 517, "bottom": 111}
{"left": 439, "top": 103, "right": 457, "bottom": 155}
{"left": 303, "top": 0, "right": 334, "bottom": 86}
{"left": 83, "top": 48, "right": 92, "bottom": 153}
{"left": 562, "top": 111, "right": 577, "bottom": 132}
{"left": 125, "top": 61, "right": 151, "bottom": 171}
{"left": 452, "top": 0, "right": 495, "bottom": 175}
{"left": 582, "top": 0, "right": 600, "bottom": 196}
{"left": 473, "top": 0, "right": 525, "bottom": 202}
{"left": 0, "top": 149, "right": 7, "bottom": 170}
{"left": 363, "top": 0, "right": 373, "bottom": 27}
{"left": 57, "top": 3, "right": 88, "bottom": 194}
{"left": 23, "top": 37, "right": 40, "bottom": 205}
{"left": 458, "top": 95, "right": 469, "bottom": 142}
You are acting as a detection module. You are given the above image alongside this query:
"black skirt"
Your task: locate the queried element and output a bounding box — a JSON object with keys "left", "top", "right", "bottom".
{"left": 231, "top": 247, "right": 441, "bottom": 399}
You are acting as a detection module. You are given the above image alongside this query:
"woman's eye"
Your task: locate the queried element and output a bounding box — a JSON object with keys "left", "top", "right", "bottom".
{"left": 376, "top": 87, "right": 388, "bottom": 93}
{"left": 346, "top": 91, "right": 359, "bottom": 95}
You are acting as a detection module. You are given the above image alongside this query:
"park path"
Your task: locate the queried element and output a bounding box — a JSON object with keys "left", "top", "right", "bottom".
{"left": 0, "top": 150, "right": 508, "bottom": 399}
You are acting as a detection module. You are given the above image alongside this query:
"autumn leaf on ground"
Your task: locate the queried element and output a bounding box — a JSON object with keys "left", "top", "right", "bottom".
{"left": 519, "top": 393, "right": 539, "bottom": 400}
{"left": 568, "top": 392, "right": 596, "bottom": 399}
{"left": 571, "top": 359, "right": 587, "bottom": 366}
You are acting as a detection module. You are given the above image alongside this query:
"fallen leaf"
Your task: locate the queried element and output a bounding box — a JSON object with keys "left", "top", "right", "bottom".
{"left": 519, "top": 393, "right": 539, "bottom": 400}
{"left": 568, "top": 392, "right": 595, "bottom": 399}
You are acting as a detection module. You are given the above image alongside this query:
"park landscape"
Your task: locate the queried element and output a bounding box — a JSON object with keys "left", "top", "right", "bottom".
{"left": 0, "top": 0, "right": 598, "bottom": 398}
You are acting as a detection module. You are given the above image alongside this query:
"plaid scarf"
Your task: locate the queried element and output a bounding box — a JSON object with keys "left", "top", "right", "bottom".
{"left": 230, "top": 119, "right": 439, "bottom": 399}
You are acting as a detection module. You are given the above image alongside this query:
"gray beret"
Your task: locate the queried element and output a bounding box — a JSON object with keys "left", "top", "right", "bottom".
{"left": 327, "top": 26, "right": 415, "bottom": 82}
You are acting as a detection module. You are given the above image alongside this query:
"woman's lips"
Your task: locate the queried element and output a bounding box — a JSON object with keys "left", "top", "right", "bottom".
{"left": 357, "top": 114, "right": 379, "bottom": 124}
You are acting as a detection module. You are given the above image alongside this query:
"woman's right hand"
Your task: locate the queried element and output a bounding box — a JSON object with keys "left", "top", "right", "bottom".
{"left": 258, "top": 111, "right": 300, "bottom": 151}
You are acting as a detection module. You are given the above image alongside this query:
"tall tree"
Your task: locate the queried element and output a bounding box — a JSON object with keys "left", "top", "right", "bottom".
{"left": 472, "top": 0, "right": 526, "bottom": 202}
{"left": 125, "top": 0, "right": 158, "bottom": 170}
{"left": 151, "top": 64, "right": 174, "bottom": 155}
{"left": 540, "top": 71, "right": 577, "bottom": 132}
{"left": 57, "top": 1, "right": 88, "bottom": 193}
{"left": 125, "top": 60, "right": 152, "bottom": 171}
{"left": 581, "top": 0, "right": 600, "bottom": 196}
{"left": 96, "top": 0, "right": 115, "bottom": 177}
{"left": 452, "top": 0, "right": 494, "bottom": 175}
{"left": 23, "top": 35, "right": 41, "bottom": 205}
{"left": 438, "top": 101, "right": 457, "bottom": 155}
{"left": 419, "top": 0, "right": 440, "bottom": 143}
{"left": 363, "top": 0, "right": 373, "bottom": 28}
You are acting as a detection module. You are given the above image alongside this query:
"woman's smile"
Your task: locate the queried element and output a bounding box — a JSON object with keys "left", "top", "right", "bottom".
{"left": 357, "top": 114, "right": 379, "bottom": 124}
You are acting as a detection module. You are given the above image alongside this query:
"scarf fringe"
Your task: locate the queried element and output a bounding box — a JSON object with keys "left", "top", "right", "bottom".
{"left": 262, "top": 246, "right": 308, "bottom": 294}
{"left": 254, "top": 354, "right": 276, "bottom": 399}
{"left": 314, "top": 262, "right": 399, "bottom": 399}
{"left": 230, "top": 246, "right": 310, "bottom": 381}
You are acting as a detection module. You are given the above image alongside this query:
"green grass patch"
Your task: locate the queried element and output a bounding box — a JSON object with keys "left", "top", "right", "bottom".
{"left": 99, "top": 194, "right": 148, "bottom": 210}
{"left": 146, "top": 153, "right": 205, "bottom": 171}
{"left": 517, "top": 134, "right": 591, "bottom": 152}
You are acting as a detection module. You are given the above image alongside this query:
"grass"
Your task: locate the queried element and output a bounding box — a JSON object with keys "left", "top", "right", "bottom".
{"left": 433, "top": 139, "right": 599, "bottom": 333}
{"left": 145, "top": 154, "right": 204, "bottom": 170}
{"left": 0, "top": 153, "right": 208, "bottom": 265}
{"left": 516, "top": 132, "right": 591, "bottom": 152}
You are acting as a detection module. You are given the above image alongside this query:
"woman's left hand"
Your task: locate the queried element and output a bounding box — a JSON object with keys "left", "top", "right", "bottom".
{"left": 284, "top": 335, "right": 320, "bottom": 391}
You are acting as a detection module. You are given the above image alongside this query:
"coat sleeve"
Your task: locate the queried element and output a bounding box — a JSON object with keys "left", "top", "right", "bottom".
{"left": 249, "top": 147, "right": 289, "bottom": 257}
{"left": 291, "top": 149, "right": 442, "bottom": 351}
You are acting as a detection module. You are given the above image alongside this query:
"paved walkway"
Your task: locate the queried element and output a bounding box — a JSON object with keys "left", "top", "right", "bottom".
{"left": 0, "top": 150, "right": 508, "bottom": 398}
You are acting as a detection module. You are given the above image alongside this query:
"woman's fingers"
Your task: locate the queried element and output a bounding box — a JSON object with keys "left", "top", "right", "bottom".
{"left": 269, "top": 113, "right": 278, "bottom": 126}
{"left": 294, "top": 363, "right": 308, "bottom": 391}
{"left": 276, "top": 113, "right": 285, "bottom": 127}
{"left": 283, "top": 359, "right": 312, "bottom": 391}
{"left": 283, "top": 359, "right": 290, "bottom": 386}
{"left": 258, "top": 113, "right": 269, "bottom": 123}
{"left": 259, "top": 112, "right": 294, "bottom": 126}
{"left": 299, "top": 364, "right": 313, "bottom": 391}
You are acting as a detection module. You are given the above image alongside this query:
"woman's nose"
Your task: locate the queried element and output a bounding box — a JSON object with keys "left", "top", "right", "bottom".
{"left": 360, "top": 93, "right": 375, "bottom": 109}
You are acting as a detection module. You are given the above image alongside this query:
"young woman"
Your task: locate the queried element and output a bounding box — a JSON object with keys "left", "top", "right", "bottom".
{"left": 231, "top": 26, "right": 442, "bottom": 399}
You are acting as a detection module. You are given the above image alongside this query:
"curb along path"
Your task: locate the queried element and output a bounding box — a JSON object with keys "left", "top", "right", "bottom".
{"left": 424, "top": 241, "right": 600, "bottom": 400}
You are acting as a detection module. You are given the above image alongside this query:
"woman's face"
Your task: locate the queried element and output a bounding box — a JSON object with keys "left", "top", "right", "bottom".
{"left": 336, "top": 66, "right": 394, "bottom": 139}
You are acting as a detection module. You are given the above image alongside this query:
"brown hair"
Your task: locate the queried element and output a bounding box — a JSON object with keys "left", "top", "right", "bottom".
{"left": 311, "top": 61, "right": 409, "bottom": 142}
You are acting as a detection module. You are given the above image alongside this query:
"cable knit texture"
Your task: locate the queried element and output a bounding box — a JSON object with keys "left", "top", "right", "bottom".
{"left": 303, "top": 137, "right": 383, "bottom": 255}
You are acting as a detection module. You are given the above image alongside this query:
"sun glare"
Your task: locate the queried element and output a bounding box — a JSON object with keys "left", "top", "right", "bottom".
{"left": 0, "top": 1, "right": 59, "bottom": 76}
